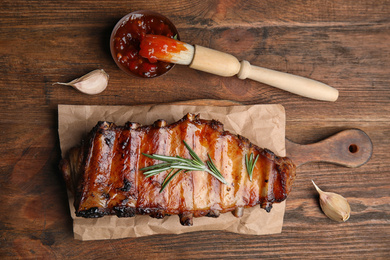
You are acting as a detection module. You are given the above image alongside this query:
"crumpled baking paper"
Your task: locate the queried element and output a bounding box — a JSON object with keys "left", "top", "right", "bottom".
{"left": 58, "top": 102, "right": 286, "bottom": 240}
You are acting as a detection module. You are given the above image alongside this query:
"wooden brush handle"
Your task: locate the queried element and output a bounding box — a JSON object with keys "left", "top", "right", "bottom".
{"left": 237, "top": 60, "right": 339, "bottom": 101}
{"left": 285, "top": 129, "right": 373, "bottom": 168}
{"left": 189, "top": 46, "right": 339, "bottom": 101}
{"left": 189, "top": 45, "right": 241, "bottom": 77}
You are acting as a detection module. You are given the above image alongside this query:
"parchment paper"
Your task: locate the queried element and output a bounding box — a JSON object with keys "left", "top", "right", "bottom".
{"left": 58, "top": 102, "right": 286, "bottom": 240}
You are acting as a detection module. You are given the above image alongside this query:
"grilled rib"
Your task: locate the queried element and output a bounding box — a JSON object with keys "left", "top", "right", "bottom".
{"left": 60, "top": 113, "right": 296, "bottom": 225}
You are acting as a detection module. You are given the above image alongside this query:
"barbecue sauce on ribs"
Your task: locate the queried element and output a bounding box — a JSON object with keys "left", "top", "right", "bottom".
{"left": 60, "top": 113, "right": 296, "bottom": 225}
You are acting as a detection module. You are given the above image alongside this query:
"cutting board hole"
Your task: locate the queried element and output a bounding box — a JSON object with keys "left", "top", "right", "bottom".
{"left": 349, "top": 144, "right": 359, "bottom": 153}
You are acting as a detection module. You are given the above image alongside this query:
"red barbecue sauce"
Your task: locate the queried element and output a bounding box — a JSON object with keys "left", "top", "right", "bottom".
{"left": 139, "top": 35, "right": 188, "bottom": 63}
{"left": 112, "top": 13, "right": 176, "bottom": 78}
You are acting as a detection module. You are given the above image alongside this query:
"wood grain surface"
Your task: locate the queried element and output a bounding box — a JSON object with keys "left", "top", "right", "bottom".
{"left": 1, "top": 0, "right": 389, "bottom": 259}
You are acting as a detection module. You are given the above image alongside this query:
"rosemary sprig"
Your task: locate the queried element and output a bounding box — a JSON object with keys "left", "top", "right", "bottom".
{"left": 140, "top": 140, "right": 227, "bottom": 192}
{"left": 245, "top": 153, "right": 259, "bottom": 181}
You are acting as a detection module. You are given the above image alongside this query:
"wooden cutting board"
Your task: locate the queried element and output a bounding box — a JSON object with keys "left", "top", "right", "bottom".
{"left": 286, "top": 129, "right": 372, "bottom": 168}
{"left": 174, "top": 99, "right": 373, "bottom": 168}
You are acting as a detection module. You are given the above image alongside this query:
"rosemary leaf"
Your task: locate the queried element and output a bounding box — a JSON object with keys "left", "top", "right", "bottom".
{"left": 170, "top": 164, "right": 201, "bottom": 171}
{"left": 206, "top": 154, "right": 227, "bottom": 184}
{"left": 140, "top": 162, "right": 172, "bottom": 171}
{"left": 205, "top": 166, "right": 227, "bottom": 184}
{"left": 144, "top": 165, "right": 173, "bottom": 177}
{"left": 206, "top": 154, "right": 221, "bottom": 175}
{"left": 143, "top": 153, "right": 181, "bottom": 163}
{"left": 143, "top": 166, "right": 173, "bottom": 175}
{"left": 161, "top": 169, "right": 175, "bottom": 188}
{"left": 160, "top": 169, "right": 183, "bottom": 192}
{"left": 245, "top": 154, "right": 249, "bottom": 174}
{"left": 183, "top": 140, "right": 203, "bottom": 163}
{"left": 253, "top": 154, "right": 259, "bottom": 171}
{"left": 245, "top": 153, "right": 259, "bottom": 181}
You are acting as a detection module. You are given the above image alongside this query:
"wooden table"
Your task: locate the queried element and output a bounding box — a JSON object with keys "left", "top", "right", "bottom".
{"left": 1, "top": 0, "right": 389, "bottom": 258}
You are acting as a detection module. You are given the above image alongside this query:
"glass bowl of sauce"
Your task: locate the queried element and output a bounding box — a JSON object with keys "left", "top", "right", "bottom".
{"left": 110, "top": 10, "right": 179, "bottom": 78}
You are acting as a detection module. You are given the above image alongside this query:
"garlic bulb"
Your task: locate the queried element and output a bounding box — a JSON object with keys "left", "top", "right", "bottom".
{"left": 54, "top": 69, "right": 109, "bottom": 95}
{"left": 312, "top": 180, "right": 351, "bottom": 222}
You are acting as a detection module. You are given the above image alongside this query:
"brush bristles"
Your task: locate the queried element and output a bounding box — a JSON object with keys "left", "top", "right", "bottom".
{"left": 140, "top": 35, "right": 195, "bottom": 65}
{"left": 169, "top": 43, "right": 194, "bottom": 65}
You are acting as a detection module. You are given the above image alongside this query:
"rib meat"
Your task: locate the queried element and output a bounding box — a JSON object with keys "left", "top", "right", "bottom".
{"left": 60, "top": 113, "right": 296, "bottom": 225}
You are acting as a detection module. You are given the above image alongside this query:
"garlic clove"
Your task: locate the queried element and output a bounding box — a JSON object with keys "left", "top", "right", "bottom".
{"left": 312, "top": 180, "right": 351, "bottom": 222}
{"left": 54, "top": 69, "right": 109, "bottom": 95}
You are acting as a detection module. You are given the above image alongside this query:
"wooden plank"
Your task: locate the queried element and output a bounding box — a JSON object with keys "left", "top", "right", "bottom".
{"left": 0, "top": 0, "right": 389, "bottom": 259}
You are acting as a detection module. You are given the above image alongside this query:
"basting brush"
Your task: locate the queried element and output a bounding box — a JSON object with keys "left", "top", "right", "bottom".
{"left": 139, "top": 34, "right": 339, "bottom": 101}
